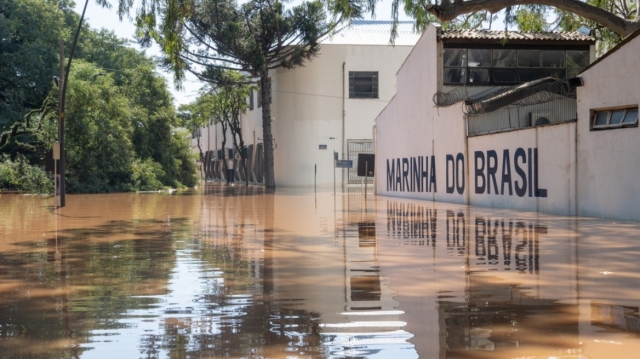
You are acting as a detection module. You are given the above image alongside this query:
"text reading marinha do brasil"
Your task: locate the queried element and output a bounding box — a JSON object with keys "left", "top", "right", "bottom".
{"left": 386, "top": 148, "right": 548, "bottom": 198}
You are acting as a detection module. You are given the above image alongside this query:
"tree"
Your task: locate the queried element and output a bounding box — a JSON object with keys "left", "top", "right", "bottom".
{"left": 211, "top": 72, "right": 254, "bottom": 187}
{"left": 373, "top": 0, "right": 639, "bottom": 38}
{"left": 0, "top": 0, "right": 199, "bottom": 193}
{"left": 60, "top": 60, "right": 137, "bottom": 193}
{"left": 179, "top": 94, "right": 214, "bottom": 178}
{"left": 130, "top": 0, "right": 333, "bottom": 188}
{"left": 182, "top": 72, "right": 254, "bottom": 186}
{"left": 75, "top": 28, "right": 199, "bottom": 188}
{"left": 0, "top": 0, "right": 66, "bottom": 151}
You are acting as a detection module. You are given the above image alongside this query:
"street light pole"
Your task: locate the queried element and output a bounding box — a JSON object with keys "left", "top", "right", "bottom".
{"left": 57, "top": 0, "right": 90, "bottom": 207}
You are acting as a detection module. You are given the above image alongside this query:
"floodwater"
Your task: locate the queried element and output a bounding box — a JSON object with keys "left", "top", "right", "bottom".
{"left": 1, "top": 184, "right": 640, "bottom": 358}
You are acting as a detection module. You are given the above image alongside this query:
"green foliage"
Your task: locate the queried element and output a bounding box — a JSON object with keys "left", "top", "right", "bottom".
{"left": 0, "top": 0, "right": 66, "bottom": 133}
{"left": 167, "top": 127, "right": 199, "bottom": 188}
{"left": 367, "top": 0, "right": 637, "bottom": 47}
{"left": 132, "top": 0, "right": 333, "bottom": 187}
{"left": 0, "top": 2, "right": 200, "bottom": 194}
{"left": 61, "top": 60, "right": 136, "bottom": 193}
{"left": 51, "top": 59, "right": 199, "bottom": 193}
{"left": 131, "top": 158, "right": 166, "bottom": 191}
{"left": 0, "top": 154, "right": 53, "bottom": 194}
{"left": 182, "top": 71, "right": 253, "bottom": 185}
{"left": 556, "top": 2, "right": 630, "bottom": 55}
{"left": 514, "top": 6, "right": 550, "bottom": 32}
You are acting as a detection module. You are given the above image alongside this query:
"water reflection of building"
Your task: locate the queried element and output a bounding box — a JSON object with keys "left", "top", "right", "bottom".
{"left": 438, "top": 275, "right": 579, "bottom": 357}
{"left": 194, "top": 186, "right": 640, "bottom": 358}
{"left": 195, "top": 185, "right": 419, "bottom": 357}
{"left": 378, "top": 198, "right": 585, "bottom": 358}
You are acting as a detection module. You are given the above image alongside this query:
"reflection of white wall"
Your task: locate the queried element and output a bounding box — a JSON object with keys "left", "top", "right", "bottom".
{"left": 375, "top": 198, "right": 580, "bottom": 357}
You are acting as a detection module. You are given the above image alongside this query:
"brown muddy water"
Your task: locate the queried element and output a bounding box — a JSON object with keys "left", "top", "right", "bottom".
{"left": 1, "top": 184, "right": 640, "bottom": 359}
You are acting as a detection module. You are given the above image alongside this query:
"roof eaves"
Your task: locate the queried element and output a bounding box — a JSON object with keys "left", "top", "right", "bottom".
{"left": 439, "top": 30, "right": 595, "bottom": 43}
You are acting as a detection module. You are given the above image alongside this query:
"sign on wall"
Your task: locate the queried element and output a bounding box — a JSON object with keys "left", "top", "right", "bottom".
{"left": 336, "top": 160, "right": 353, "bottom": 168}
{"left": 385, "top": 147, "right": 547, "bottom": 198}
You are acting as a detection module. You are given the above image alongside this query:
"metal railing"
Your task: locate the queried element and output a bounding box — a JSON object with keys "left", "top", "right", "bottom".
{"left": 347, "top": 139, "right": 374, "bottom": 184}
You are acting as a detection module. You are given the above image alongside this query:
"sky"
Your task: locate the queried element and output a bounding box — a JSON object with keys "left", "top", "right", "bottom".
{"left": 73, "top": 0, "right": 415, "bottom": 107}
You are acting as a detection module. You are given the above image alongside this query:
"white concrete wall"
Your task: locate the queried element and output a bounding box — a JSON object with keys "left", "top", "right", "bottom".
{"left": 577, "top": 34, "right": 640, "bottom": 221}
{"left": 375, "top": 25, "right": 440, "bottom": 201}
{"left": 375, "top": 24, "right": 578, "bottom": 214}
{"left": 273, "top": 44, "right": 413, "bottom": 187}
{"left": 193, "top": 43, "right": 413, "bottom": 187}
{"left": 467, "top": 123, "right": 577, "bottom": 215}
{"left": 374, "top": 24, "right": 640, "bottom": 221}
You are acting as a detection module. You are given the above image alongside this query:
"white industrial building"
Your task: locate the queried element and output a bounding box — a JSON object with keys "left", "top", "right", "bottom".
{"left": 193, "top": 21, "right": 420, "bottom": 187}
{"left": 375, "top": 24, "right": 640, "bottom": 221}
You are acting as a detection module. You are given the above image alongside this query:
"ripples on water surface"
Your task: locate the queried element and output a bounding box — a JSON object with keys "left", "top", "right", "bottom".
{"left": 1, "top": 184, "right": 640, "bottom": 358}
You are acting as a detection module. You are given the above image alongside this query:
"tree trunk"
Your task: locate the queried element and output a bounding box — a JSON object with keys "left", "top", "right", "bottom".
{"left": 230, "top": 126, "right": 249, "bottom": 187}
{"left": 221, "top": 122, "right": 229, "bottom": 183}
{"left": 260, "top": 74, "right": 276, "bottom": 188}
{"left": 196, "top": 134, "right": 205, "bottom": 180}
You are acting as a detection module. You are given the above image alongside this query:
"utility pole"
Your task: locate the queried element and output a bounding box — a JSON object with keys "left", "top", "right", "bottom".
{"left": 57, "top": 41, "right": 66, "bottom": 207}
{"left": 57, "top": 0, "right": 90, "bottom": 207}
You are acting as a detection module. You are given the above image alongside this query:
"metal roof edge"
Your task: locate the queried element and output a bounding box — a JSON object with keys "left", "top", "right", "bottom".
{"left": 438, "top": 29, "right": 595, "bottom": 43}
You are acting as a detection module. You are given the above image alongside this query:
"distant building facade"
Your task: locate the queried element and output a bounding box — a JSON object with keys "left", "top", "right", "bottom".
{"left": 192, "top": 21, "right": 419, "bottom": 187}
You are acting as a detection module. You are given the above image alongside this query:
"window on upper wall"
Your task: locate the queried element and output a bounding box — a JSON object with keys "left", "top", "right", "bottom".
{"left": 591, "top": 107, "right": 638, "bottom": 130}
{"left": 443, "top": 47, "right": 589, "bottom": 86}
{"left": 349, "top": 71, "right": 379, "bottom": 98}
{"left": 249, "top": 90, "right": 254, "bottom": 110}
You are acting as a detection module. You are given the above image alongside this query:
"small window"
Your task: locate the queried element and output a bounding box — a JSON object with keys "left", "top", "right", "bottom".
{"left": 610, "top": 110, "right": 625, "bottom": 125}
{"left": 594, "top": 112, "right": 608, "bottom": 126}
{"left": 468, "top": 49, "right": 491, "bottom": 67}
{"left": 592, "top": 107, "right": 639, "bottom": 130}
{"left": 542, "top": 50, "right": 565, "bottom": 68}
{"left": 567, "top": 50, "right": 590, "bottom": 68}
{"left": 443, "top": 49, "right": 467, "bottom": 67}
{"left": 444, "top": 68, "right": 466, "bottom": 84}
{"left": 492, "top": 69, "right": 518, "bottom": 84}
{"left": 249, "top": 90, "right": 254, "bottom": 110}
{"left": 443, "top": 46, "right": 589, "bottom": 86}
{"left": 349, "top": 71, "right": 378, "bottom": 99}
{"left": 623, "top": 109, "right": 638, "bottom": 124}
{"left": 517, "top": 69, "right": 540, "bottom": 82}
{"left": 469, "top": 69, "right": 490, "bottom": 84}
{"left": 518, "top": 50, "right": 541, "bottom": 68}
{"left": 493, "top": 50, "right": 516, "bottom": 68}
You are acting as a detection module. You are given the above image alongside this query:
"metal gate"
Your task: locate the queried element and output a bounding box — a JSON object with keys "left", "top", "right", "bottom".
{"left": 347, "top": 139, "right": 373, "bottom": 184}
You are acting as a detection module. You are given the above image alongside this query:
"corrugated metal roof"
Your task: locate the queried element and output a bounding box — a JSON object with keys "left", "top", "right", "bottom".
{"left": 321, "top": 20, "right": 420, "bottom": 46}
{"left": 440, "top": 29, "right": 595, "bottom": 42}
